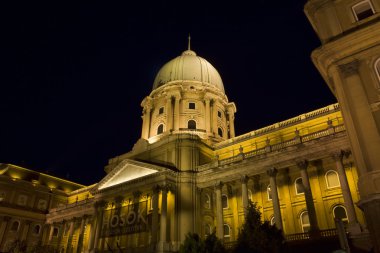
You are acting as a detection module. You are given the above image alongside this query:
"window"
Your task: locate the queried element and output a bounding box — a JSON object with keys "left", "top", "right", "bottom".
{"left": 52, "top": 227, "right": 59, "bottom": 237}
{"left": 248, "top": 189, "right": 252, "bottom": 201}
{"left": 204, "top": 194, "right": 211, "bottom": 209}
{"left": 325, "top": 170, "right": 340, "bottom": 188}
{"left": 157, "top": 124, "right": 164, "bottom": 135}
{"left": 205, "top": 224, "right": 211, "bottom": 237}
{"left": 37, "top": 199, "right": 48, "bottom": 210}
{"left": 10, "top": 221, "right": 20, "bottom": 232}
{"left": 33, "top": 225, "right": 41, "bottom": 235}
{"left": 188, "top": 120, "right": 196, "bottom": 130}
{"left": 17, "top": 195, "right": 27, "bottom": 206}
{"left": 0, "top": 191, "right": 5, "bottom": 202}
{"left": 158, "top": 107, "right": 164, "bottom": 114}
{"left": 217, "top": 111, "right": 222, "bottom": 118}
{"left": 333, "top": 205, "right": 349, "bottom": 224}
{"left": 300, "top": 211, "right": 310, "bottom": 232}
{"left": 295, "top": 177, "right": 305, "bottom": 195}
{"left": 270, "top": 216, "right": 275, "bottom": 226}
{"left": 222, "top": 194, "right": 228, "bottom": 209}
{"left": 352, "top": 0, "right": 375, "bottom": 21}
{"left": 218, "top": 127, "right": 223, "bottom": 137}
{"left": 189, "top": 102, "right": 195, "bottom": 109}
{"left": 267, "top": 185, "right": 272, "bottom": 200}
{"left": 374, "top": 58, "right": 380, "bottom": 86}
{"left": 223, "top": 224, "right": 230, "bottom": 238}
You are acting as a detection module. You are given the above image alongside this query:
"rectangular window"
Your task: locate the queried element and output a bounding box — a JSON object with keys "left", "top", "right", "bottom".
{"left": 159, "top": 107, "right": 164, "bottom": 114}
{"left": 217, "top": 111, "right": 222, "bottom": 118}
{"left": 189, "top": 102, "right": 195, "bottom": 109}
{"left": 352, "top": 0, "right": 375, "bottom": 21}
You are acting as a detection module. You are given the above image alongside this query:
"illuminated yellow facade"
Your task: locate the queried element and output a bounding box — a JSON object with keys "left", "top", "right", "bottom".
{"left": 0, "top": 44, "right": 375, "bottom": 252}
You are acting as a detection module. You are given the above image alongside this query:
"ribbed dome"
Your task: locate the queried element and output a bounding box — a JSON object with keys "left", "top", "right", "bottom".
{"left": 153, "top": 50, "right": 225, "bottom": 93}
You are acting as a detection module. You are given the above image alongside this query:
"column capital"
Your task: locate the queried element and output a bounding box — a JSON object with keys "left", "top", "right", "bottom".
{"left": 152, "top": 185, "right": 161, "bottom": 194}
{"left": 214, "top": 181, "right": 224, "bottom": 190}
{"left": 266, "top": 167, "right": 278, "bottom": 177}
{"left": 332, "top": 150, "right": 344, "bottom": 162}
{"left": 296, "top": 160, "right": 309, "bottom": 170}
{"left": 240, "top": 175, "right": 249, "bottom": 184}
{"left": 114, "top": 195, "right": 124, "bottom": 205}
{"left": 94, "top": 200, "right": 107, "bottom": 209}
{"left": 133, "top": 190, "right": 142, "bottom": 199}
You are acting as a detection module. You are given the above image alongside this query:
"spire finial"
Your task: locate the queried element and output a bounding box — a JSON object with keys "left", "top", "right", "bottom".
{"left": 188, "top": 34, "right": 191, "bottom": 51}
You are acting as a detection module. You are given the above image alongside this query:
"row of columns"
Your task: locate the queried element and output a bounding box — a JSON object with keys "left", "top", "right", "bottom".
{"left": 141, "top": 95, "right": 236, "bottom": 139}
{"left": 43, "top": 215, "right": 91, "bottom": 253}
{"left": 213, "top": 151, "right": 360, "bottom": 238}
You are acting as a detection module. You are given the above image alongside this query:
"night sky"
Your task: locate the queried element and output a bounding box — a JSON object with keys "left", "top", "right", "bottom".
{"left": 1, "top": 1, "right": 336, "bottom": 185}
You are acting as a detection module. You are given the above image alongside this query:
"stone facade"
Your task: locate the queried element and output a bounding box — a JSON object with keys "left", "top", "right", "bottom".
{"left": 0, "top": 45, "right": 376, "bottom": 252}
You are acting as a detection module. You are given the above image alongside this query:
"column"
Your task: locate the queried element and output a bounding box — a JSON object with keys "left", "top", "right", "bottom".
{"left": 20, "top": 220, "right": 31, "bottom": 241}
{"left": 333, "top": 151, "right": 361, "bottom": 234}
{"left": 151, "top": 185, "right": 160, "bottom": 248}
{"left": 166, "top": 96, "right": 173, "bottom": 131}
{"left": 159, "top": 186, "right": 168, "bottom": 252}
{"left": 212, "top": 100, "right": 218, "bottom": 135}
{"left": 87, "top": 216, "right": 96, "bottom": 253}
{"left": 297, "top": 160, "right": 319, "bottom": 234}
{"left": 205, "top": 98, "right": 211, "bottom": 134}
{"left": 47, "top": 224, "right": 54, "bottom": 245}
{"left": 76, "top": 216, "right": 86, "bottom": 253}
{"left": 215, "top": 181, "right": 224, "bottom": 239}
{"left": 66, "top": 219, "right": 75, "bottom": 253}
{"left": 174, "top": 97, "right": 180, "bottom": 131}
{"left": 241, "top": 175, "right": 249, "bottom": 217}
{"left": 228, "top": 108, "right": 235, "bottom": 138}
{"left": 141, "top": 105, "right": 152, "bottom": 139}
{"left": 267, "top": 168, "right": 283, "bottom": 230}
{"left": 0, "top": 216, "right": 11, "bottom": 250}
{"left": 92, "top": 201, "right": 105, "bottom": 253}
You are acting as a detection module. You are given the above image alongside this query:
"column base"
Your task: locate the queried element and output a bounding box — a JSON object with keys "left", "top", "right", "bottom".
{"left": 157, "top": 241, "right": 170, "bottom": 253}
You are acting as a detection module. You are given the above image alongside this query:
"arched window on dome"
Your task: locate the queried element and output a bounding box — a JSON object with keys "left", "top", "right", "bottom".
{"left": 10, "top": 221, "right": 20, "bottom": 232}
{"left": 52, "top": 227, "right": 59, "bottom": 237}
{"left": 325, "top": 170, "right": 340, "bottom": 188}
{"left": 352, "top": 0, "right": 375, "bottom": 21}
{"left": 188, "top": 120, "right": 196, "bottom": 130}
{"left": 157, "top": 124, "right": 164, "bottom": 135}
{"left": 33, "top": 224, "right": 41, "bottom": 235}
{"left": 300, "top": 211, "right": 310, "bottom": 232}
{"left": 333, "top": 205, "right": 349, "bottom": 224}
{"left": 295, "top": 177, "right": 305, "bottom": 195}
{"left": 218, "top": 127, "right": 223, "bottom": 137}
{"left": 375, "top": 58, "right": 380, "bottom": 88}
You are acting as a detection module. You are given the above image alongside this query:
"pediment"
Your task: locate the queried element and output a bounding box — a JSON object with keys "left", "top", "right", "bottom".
{"left": 97, "top": 159, "right": 166, "bottom": 190}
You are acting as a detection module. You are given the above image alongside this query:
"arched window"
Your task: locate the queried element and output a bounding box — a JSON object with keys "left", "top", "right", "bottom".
{"left": 295, "top": 177, "right": 305, "bottom": 195}
{"left": 10, "top": 221, "right": 20, "bottom": 232}
{"left": 325, "top": 170, "right": 340, "bottom": 188}
{"left": 222, "top": 194, "right": 228, "bottom": 209}
{"left": 52, "top": 227, "right": 59, "bottom": 237}
{"left": 267, "top": 185, "right": 272, "bottom": 200}
{"left": 333, "top": 205, "right": 349, "bottom": 224}
{"left": 218, "top": 127, "right": 223, "bottom": 137}
{"left": 204, "top": 194, "right": 211, "bottom": 209}
{"left": 33, "top": 224, "right": 41, "bottom": 235}
{"left": 188, "top": 120, "right": 196, "bottom": 130}
{"left": 352, "top": 0, "right": 375, "bottom": 21}
{"left": 157, "top": 124, "right": 164, "bottom": 135}
{"left": 300, "top": 211, "right": 310, "bottom": 232}
{"left": 223, "top": 224, "right": 230, "bottom": 238}
{"left": 205, "top": 224, "right": 211, "bottom": 237}
{"left": 248, "top": 189, "right": 252, "bottom": 201}
{"left": 270, "top": 216, "right": 275, "bottom": 226}
{"left": 374, "top": 58, "right": 380, "bottom": 86}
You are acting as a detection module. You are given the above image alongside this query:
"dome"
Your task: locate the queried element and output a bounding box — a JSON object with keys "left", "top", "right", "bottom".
{"left": 153, "top": 50, "right": 225, "bottom": 93}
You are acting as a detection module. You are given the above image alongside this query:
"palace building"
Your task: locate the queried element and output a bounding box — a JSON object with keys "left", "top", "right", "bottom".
{"left": 1, "top": 0, "right": 380, "bottom": 252}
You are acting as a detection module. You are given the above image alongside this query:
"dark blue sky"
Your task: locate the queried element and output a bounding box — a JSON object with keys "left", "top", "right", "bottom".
{"left": 0, "top": 1, "right": 336, "bottom": 185}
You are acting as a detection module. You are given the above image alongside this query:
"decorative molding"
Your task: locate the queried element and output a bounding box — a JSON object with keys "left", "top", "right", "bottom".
{"left": 338, "top": 60, "right": 360, "bottom": 78}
